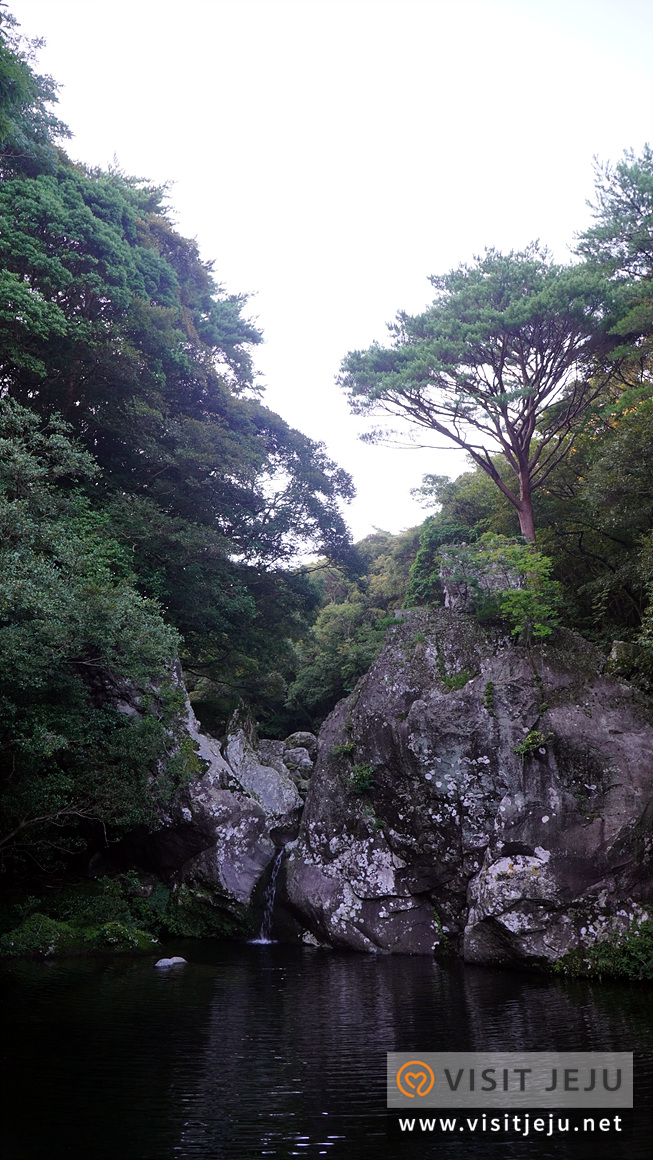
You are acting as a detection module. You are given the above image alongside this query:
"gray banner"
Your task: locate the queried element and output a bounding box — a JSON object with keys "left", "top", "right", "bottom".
{"left": 387, "top": 1052, "right": 633, "bottom": 1108}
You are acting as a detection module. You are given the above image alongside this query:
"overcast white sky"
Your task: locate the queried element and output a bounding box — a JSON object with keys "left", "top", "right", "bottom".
{"left": 10, "top": 0, "right": 653, "bottom": 540}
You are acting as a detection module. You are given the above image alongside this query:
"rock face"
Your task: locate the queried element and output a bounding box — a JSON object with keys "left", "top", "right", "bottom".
{"left": 169, "top": 710, "right": 317, "bottom": 934}
{"left": 96, "top": 688, "right": 317, "bottom": 937}
{"left": 284, "top": 608, "right": 653, "bottom": 964}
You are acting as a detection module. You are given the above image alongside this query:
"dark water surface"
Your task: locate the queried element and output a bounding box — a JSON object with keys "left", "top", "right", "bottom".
{"left": 1, "top": 941, "right": 652, "bottom": 1160}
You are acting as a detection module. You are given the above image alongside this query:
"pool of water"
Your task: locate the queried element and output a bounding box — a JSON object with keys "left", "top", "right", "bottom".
{"left": 1, "top": 942, "right": 652, "bottom": 1159}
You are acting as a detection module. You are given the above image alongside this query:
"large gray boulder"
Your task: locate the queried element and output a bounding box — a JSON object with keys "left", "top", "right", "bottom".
{"left": 258, "top": 733, "right": 317, "bottom": 797}
{"left": 177, "top": 768, "right": 275, "bottom": 910}
{"left": 225, "top": 710, "right": 302, "bottom": 826}
{"left": 284, "top": 731, "right": 319, "bottom": 760}
{"left": 284, "top": 609, "right": 653, "bottom": 964}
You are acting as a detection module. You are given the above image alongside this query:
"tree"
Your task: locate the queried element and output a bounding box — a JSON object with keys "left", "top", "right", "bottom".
{"left": 0, "top": 6, "right": 358, "bottom": 752}
{"left": 339, "top": 245, "right": 614, "bottom": 541}
{"left": 0, "top": 123, "right": 354, "bottom": 728}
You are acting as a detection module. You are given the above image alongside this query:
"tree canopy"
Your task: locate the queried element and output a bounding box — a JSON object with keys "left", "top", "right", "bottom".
{"left": 0, "top": 11, "right": 356, "bottom": 737}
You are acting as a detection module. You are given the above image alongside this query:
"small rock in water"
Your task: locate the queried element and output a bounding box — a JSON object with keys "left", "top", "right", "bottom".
{"left": 154, "top": 956, "right": 187, "bottom": 968}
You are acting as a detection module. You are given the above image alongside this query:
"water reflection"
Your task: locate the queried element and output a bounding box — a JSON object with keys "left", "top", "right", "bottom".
{"left": 1, "top": 945, "right": 651, "bottom": 1159}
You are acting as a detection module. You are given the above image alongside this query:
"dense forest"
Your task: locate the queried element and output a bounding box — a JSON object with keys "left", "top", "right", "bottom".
{"left": 1, "top": 6, "right": 653, "bottom": 934}
{"left": 0, "top": 8, "right": 357, "bottom": 894}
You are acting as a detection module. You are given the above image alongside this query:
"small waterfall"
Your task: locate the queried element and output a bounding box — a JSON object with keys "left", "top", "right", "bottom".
{"left": 251, "top": 848, "right": 284, "bottom": 944}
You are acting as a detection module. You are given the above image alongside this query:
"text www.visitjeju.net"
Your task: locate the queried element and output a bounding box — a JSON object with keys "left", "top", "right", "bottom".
{"left": 398, "top": 1113, "right": 625, "bottom": 1137}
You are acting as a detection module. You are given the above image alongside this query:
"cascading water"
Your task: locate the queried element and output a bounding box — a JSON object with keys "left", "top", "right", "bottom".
{"left": 251, "top": 848, "right": 284, "bottom": 944}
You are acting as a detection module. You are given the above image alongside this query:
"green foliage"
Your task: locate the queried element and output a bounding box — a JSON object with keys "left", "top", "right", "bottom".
{"left": 330, "top": 732, "right": 377, "bottom": 796}
{"left": 0, "top": 64, "right": 355, "bottom": 732}
{"left": 2, "top": 6, "right": 653, "bottom": 949}
{"left": 634, "top": 539, "right": 653, "bottom": 677}
{"left": 406, "top": 517, "right": 476, "bottom": 606}
{"left": 437, "top": 535, "right": 562, "bottom": 643}
{"left": 513, "top": 730, "right": 552, "bottom": 757}
{"left": 555, "top": 147, "right": 653, "bottom": 644}
{"left": 0, "top": 9, "right": 70, "bottom": 177}
{"left": 442, "top": 671, "right": 472, "bottom": 692}
{"left": 404, "top": 467, "right": 523, "bottom": 608}
{"left": 0, "top": 155, "right": 352, "bottom": 558}
{"left": 432, "top": 910, "right": 450, "bottom": 955}
{"left": 0, "top": 399, "right": 192, "bottom": 868}
{"left": 486, "top": 539, "right": 561, "bottom": 641}
{"left": 285, "top": 529, "right": 419, "bottom": 730}
{"left": 43, "top": 874, "right": 170, "bottom": 928}
{"left": 286, "top": 598, "right": 391, "bottom": 728}
{"left": 576, "top": 145, "right": 653, "bottom": 283}
{"left": 409, "top": 473, "right": 451, "bottom": 509}
{"left": 331, "top": 741, "right": 356, "bottom": 757}
{"left": 401, "top": 394, "right": 653, "bottom": 650}
{"left": 554, "top": 920, "right": 653, "bottom": 981}
{"left": 0, "top": 910, "right": 158, "bottom": 959}
{"left": 349, "top": 763, "right": 376, "bottom": 794}
{"left": 483, "top": 681, "right": 495, "bottom": 716}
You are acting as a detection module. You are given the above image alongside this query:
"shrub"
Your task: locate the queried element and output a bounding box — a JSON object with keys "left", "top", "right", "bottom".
{"left": 439, "top": 535, "right": 561, "bottom": 643}
{"left": 482, "top": 536, "right": 561, "bottom": 641}
{"left": 349, "top": 763, "right": 375, "bottom": 794}
{"left": 554, "top": 920, "right": 653, "bottom": 981}
{"left": 483, "top": 680, "right": 495, "bottom": 716}
{"left": 442, "top": 670, "right": 472, "bottom": 692}
{"left": 0, "top": 910, "right": 158, "bottom": 958}
{"left": 331, "top": 741, "right": 356, "bottom": 757}
{"left": 513, "top": 730, "right": 552, "bottom": 756}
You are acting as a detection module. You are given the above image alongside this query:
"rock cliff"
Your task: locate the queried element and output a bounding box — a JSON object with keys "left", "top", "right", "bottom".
{"left": 283, "top": 609, "right": 653, "bottom": 965}
{"left": 169, "top": 709, "right": 311, "bottom": 935}
{"left": 95, "top": 695, "right": 317, "bottom": 939}
{"left": 95, "top": 609, "right": 653, "bottom": 968}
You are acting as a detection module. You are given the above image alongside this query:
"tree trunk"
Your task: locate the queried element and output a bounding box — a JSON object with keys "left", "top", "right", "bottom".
{"left": 517, "top": 472, "right": 536, "bottom": 542}
{"left": 517, "top": 504, "right": 536, "bottom": 542}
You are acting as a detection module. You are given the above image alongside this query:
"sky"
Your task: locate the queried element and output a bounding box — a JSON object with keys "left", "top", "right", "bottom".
{"left": 10, "top": 0, "right": 653, "bottom": 540}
